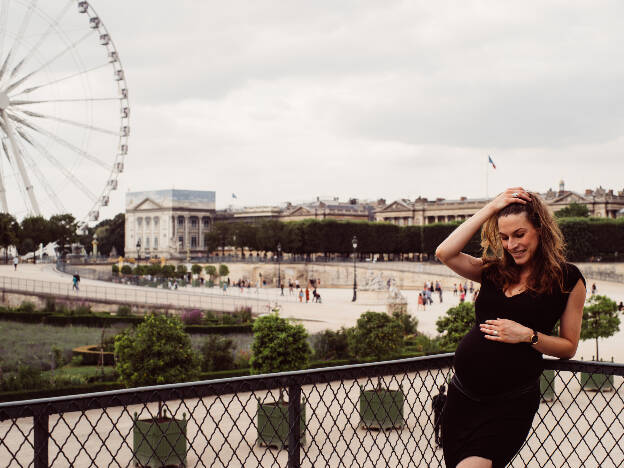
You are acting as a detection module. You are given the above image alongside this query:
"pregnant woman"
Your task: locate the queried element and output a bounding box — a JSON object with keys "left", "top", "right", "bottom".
{"left": 435, "top": 187, "right": 586, "bottom": 468}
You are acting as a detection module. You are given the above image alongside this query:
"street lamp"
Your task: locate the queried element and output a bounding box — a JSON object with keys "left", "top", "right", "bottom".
{"left": 352, "top": 236, "right": 358, "bottom": 302}
{"left": 136, "top": 239, "right": 141, "bottom": 263}
{"left": 277, "top": 242, "right": 283, "bottom": 295}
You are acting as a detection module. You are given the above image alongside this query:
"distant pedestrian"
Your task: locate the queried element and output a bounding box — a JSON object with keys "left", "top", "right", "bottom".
{"left": 298, "top": 289, "right": 304, "bottom": 302}
{"left": 13, "top": 256, "right": 18, "bottom": 270}
{"left": 72, "top": 274, "right": 79, "bottom": 291}
{"left": 459, "top": 291, "right": 465, "bottom": 303}
{"left": 438, "top": 288, "right": 443, "bottom": 303}
{"left": 305, "top": 287, "right": 310, "bottom": 303}
{"left": 432, "top": 385, "right": 447, "bottom": 448}
{"left": 453, "top": 284, "right": 457, "bottom": 295}
{"left": 289, "top": 280, "right": 294, "bottom": 295}
{"left": 618, "top": 301, "right": 624, "bottom": 312}
{"left": 222, "top": 282, "right": 227, "bottom": 294}
{"left": 417, "top": 293, "right": 426, "bottom": 311}
{"left": 591, "top": 283, "right": 597, "bottom": 295}
{"left": 425, "top": 289, "right": 433, "bottom": 305}
{"left": 469, "top": 281, "right": 474, "bottom": 293}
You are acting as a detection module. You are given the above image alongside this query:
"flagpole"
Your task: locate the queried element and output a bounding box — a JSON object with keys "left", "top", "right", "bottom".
{"left": 485, "top": 155, "right": 489, "bottom": 199}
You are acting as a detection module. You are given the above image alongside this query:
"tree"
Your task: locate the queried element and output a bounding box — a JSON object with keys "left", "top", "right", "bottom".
{"left": 19, "top": 216, "right": 51, "bottom": 262}
{"left": 347, "top": 311, "right": 404, "bottom": 360}
{"left": 250, "top": 313, "right": 310, "bottom": 377}
{"left": 436, "top": 302, "right": 476, "bottom": 350}
{"left": 218, "top": 264, "right": 229, "bottom": 278}
{"left": 93, "top": 213, "right": 125, "bottom": 256}
{"left": 191, "top": 264, "right": 203, "bottom": 275}
{"left": 0, "top": 213, "right": 19, "bottom": 263}
{"left": 556, "top": 202, "right": 590, "bottom": 218}
{"left": 48, "top": 214, "right": 78, "bottom": 256}
{"left": 205, "top": 265, "right": 217, "bottom": 279}
{"left": 580, "top": 295, "right": 619, "bottom": 361}
{"left": 114, "top": 313, "right": 200, "bottom": 416}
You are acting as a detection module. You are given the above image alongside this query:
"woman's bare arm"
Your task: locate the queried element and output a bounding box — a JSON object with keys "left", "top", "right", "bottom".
{"left": 435, "top": 187, "right": 531, "bottom": 283}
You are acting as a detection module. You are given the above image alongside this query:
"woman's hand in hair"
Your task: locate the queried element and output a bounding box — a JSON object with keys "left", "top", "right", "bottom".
{"left": 488, "top": 187, "right": 531, "bottom": 212}
{"left": 480, "top": 318, "right": 532, "bottom": 344}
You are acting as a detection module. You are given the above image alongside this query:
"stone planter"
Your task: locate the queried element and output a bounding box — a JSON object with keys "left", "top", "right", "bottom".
{"left": 580, "top": 372, "right": 614, "bottom": 392}
{"left": 132, "top": 412, "right": 187, "bottom": 468}
{"left": 256, "top": 398, "right": 306, "bottom": 449}
{"left": 540, "top": 370, "right": 556, "bottom": 402}
{"left": 359, "top": 385, "right": 404, "bottom": 430}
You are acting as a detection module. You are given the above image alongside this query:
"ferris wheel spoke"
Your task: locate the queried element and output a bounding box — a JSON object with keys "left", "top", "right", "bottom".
{"left": 9, "top": 0, "right": 73, "bottom": 80}
{"left": 17, "top": 109, "right": 118, "bottom": 136}
{"left": 18, "top": 128, "right": 97, "bottom": 202}
{"left": 12, "top": 62, "right": 111, "bottom": 96}
{"left": 0, "top": 0, "right": 9, "bottom": 67}
{"left": 15, "top": 129, "right": 66, "bottom": 214}
{"left": 0, "top": 109, "right": 41, "bottom": 215}
{"left": 4, "top": 0, "right": 38, "bottom": 80}
{"left": 7, "top": 111, "right": 111, "bottom": 171}
{"left": 0, "top": 139, "right": 9, "bottom": 212}
{"left": 11, "top": 96, "right": 121, "bottom": 105}
{"left": 6, "top": 29, "right": 94, "bottom": 94}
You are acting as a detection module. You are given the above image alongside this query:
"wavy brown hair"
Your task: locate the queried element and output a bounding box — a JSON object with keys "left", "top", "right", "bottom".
{"left": 480, "top": 192, "right": 567, "bottom": 294}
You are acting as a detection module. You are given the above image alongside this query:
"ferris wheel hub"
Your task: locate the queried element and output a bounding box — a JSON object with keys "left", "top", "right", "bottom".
{"left": 0, "top": 91, "right": 9, "bottom": 111}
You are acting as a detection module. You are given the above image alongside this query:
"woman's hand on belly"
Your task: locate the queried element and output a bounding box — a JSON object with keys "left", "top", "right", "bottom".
{"left": 480, "top": 319, "right": 532, "bottom": 344}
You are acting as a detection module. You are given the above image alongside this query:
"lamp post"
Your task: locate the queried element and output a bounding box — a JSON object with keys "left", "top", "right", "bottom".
{"left": 352, "top": 236, "right": 358, "bottom": 302}
{"left": 277, "top": 242, "right": 283, "bottom": 295}
{"left": 136, "top": 239, "right": 141, "bottom": 263}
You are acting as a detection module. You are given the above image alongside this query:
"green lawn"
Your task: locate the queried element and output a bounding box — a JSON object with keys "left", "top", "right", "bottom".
{"left": 42, "top": 365, "right": 117, "bottom": 382}
{"left": 0, "top": 320, "right": 127, "bottom": 373}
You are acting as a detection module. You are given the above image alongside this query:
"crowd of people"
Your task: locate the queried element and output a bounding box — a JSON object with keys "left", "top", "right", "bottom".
{"left": 416, "top": 280, "right": 480, "bottom": 310}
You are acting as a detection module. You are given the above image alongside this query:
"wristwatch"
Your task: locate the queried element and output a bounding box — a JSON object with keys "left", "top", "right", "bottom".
{"left": 529, "top": 329, "right": 539, "bottom": 345}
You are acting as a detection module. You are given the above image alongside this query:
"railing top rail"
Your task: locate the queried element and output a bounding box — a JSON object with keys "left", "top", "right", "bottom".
{"left": 2, "top": 354, "right": 624, "bottom": 420}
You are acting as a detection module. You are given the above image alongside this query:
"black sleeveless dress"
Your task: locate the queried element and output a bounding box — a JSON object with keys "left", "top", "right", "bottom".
{"left": 442, "top": 263, "right": 585, "bottom": 468}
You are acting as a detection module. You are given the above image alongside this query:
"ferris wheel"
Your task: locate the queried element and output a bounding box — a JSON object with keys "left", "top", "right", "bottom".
{"left": 0, "top": 0, "right": 129, "bottom": 228}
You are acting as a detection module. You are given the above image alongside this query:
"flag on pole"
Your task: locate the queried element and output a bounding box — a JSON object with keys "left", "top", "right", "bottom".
{"left": 232, "top": 193, "right": 237, "bottom": 199}
{"left": 488, "top": 155, "right": 496, "bottom": 169}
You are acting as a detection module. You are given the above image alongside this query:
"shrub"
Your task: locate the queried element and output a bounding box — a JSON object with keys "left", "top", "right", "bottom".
{"left": 181, "top": 309, "right": 203, "bottom": 325}
{"left": 392, "top": 310, "right": 419, "bottom": 335}
{"left": 234, "top": 349, "right": 251, "bottom": 369}
{"left": 147, "top": 264, "right": 162, "bottom": 276}
{"left": 73, "top": 304, "right": 92, "bottom": 315}
{"left": 436, "top": 302, "right": 476, "bottom": 350}
{"left": 51, "top": 345, "right": 65, "bottom": 368}
{"left": 250, "top": 313, "right": 310, "bottom": 375}
{"left": 347, "top": 311, "right": 404, "bottom": 360}
{"left": 44, "top": 298, "right": 56, "bottom": 313}
{"left": 200, "top": 335, "right": 235, "bottom": 372}
{"left": 176, "top": 264, "right": 188, "bottom": 275}
{"left": 111, "top": 264, "right": 119, "bottom": 274}
{"left": 404, "top": 334, "right": 445, "bottom": 354}
{"left": 1, "top": 365, "right": 48, "bottom": 392}
{"left": 191, "top": 264, "right": 203, "bottom": 275}
{"left": 116, "top": 305, "right": 132, "bottom": 316}
{"left": 114, "top": 314, "right": 200, "bottom": 391}
{"left": 218, "top": 264, "right": 229, "bottom": 278}
{"left": 120, "top": 265, "right": 132, "bottom": 275}
{"left": 70, "top": 355, "right": 84, "bottom": 366}
{"left": 234, "top": 306, "right": 252, "bottom": 323}
{"left": 17, "top": 302, "right": 37, "bottom": 314}
{"left": 312, "top": 328, "right": 350, "bottom": 360}
{"left": 205, "top": 265, "right": 217, "bottom": 279}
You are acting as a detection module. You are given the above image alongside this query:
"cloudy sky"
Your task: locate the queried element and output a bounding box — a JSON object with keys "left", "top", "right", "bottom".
{"left": 81, "top": 1, "right": 624, "bottom": 216}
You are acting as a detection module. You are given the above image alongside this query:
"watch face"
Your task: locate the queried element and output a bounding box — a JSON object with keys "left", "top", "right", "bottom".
{"left": 531, "top": 334, "right": 538, "bottom": 344}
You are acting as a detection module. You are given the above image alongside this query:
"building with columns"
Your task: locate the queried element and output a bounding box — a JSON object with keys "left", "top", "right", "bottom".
{"left": 375, "top": 181, "right": 624, "bottom": 225}
{"left": 125, "top": 190, "right": 216, "bottom": 259}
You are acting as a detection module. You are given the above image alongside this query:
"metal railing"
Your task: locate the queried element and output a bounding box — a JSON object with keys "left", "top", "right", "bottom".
{"left": 0, "top": 355, "right": 622, "bottom": 467}
{"left": 0, "top": 274, "right": 287, "bottom": 314}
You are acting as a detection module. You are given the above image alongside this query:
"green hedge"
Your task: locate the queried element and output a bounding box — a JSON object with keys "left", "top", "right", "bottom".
{"left": 0, "top": 310, "right": 253, "bottom": 334}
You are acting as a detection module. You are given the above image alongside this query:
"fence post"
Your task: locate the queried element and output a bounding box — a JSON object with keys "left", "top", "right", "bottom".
{"left": 288, "top": 382, "right": 302, "bottom": 468}
{"left": 33, "top": 408, "right": 49, "bottom": 468}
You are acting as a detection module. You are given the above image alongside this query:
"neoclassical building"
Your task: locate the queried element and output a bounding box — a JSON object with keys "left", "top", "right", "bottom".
{"left": 375, "top": 182, "right": 624, "bottom": 226}
{"left": 125, "top": 190, "right": 216, "bottom": 259}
